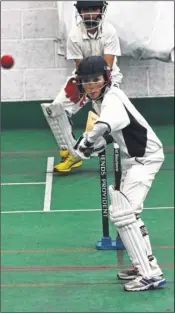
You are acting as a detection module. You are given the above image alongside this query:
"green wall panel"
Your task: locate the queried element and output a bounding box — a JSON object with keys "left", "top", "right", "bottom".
{"left": 1, "top": 97, "right": 174, "bottom": 129}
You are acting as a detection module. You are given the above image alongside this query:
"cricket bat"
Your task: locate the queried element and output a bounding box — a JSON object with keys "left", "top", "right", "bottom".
{"left": 85, "top": 110, "right": 98, "bottom": 132}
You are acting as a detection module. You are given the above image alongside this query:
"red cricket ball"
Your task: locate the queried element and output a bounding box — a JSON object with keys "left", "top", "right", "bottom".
{"left": 1, "top": 55, "right": 15, "bottom": 69}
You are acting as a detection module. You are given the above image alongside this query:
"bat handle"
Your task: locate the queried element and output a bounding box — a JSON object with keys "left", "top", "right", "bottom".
{"left": 113, "top": 144, "right": 121, "bottom": 191}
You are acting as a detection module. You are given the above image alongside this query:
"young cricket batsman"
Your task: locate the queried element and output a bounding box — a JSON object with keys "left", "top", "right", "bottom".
{"left": 74, "top": 55, "right": 166, "bottom": 292}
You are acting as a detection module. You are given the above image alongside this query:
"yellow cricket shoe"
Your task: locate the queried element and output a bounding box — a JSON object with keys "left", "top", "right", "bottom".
{"left": 54, "top": 150, "right": 83, "bottom": 173}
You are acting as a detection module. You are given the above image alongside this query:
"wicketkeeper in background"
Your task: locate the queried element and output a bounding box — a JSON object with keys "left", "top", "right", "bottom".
{"left": 41, "top": 1, "right": 123, "bottom": 173}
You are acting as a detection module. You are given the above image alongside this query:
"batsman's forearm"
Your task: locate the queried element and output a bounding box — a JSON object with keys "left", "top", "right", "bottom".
{"left": 87, "top": 122, "right": 110, "bottom": 143}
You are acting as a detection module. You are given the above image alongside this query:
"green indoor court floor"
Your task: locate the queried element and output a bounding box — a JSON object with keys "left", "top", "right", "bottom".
{"left": 1, "top": 125, "right": 174, "bottom": 312}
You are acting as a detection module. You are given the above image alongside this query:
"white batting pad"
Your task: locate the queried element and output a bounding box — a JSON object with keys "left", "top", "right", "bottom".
{"left": 41, "top": 102, "right": 77, "bottom": 156}
{"left": 109, "top": 185, "right": 152, "bottom": 279}
{"left": 136, "top": 215, "right": 163, "bottom": 276}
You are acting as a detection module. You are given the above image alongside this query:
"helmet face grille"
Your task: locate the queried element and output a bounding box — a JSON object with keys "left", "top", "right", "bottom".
{"left": 76, "top": 57, "right": 111, "bottom": 100}
{"left": 80, "top": 13, "right": 102, "bottom": 29}
{"left": 75, "top": 1, "right": 108, "bottom": 29}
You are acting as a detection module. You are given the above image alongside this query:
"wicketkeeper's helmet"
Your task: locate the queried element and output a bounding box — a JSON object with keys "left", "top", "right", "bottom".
{"left": 74, "top": 1, "right": 108, "bottom": 29}
{"left": 75, "top": 1, "right": 107, "bottom": 13}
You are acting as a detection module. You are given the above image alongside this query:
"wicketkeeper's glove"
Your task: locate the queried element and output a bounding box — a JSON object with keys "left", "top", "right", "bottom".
{"left": 64, "top": 77, "right": 86, "bottom": 106}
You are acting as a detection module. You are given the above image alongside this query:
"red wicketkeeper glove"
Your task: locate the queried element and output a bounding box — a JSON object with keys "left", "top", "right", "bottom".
{"left": 64, "top": 77, "right": 82, "bottom": 103}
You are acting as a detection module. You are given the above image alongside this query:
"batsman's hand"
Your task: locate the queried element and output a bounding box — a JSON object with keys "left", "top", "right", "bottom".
{"left": 74, "top": 133, "right": 107, "bottom": 159}
{"left": 74, "top": 135, "right": 94, "bottom": 159}
{"left": 91, "top": 136, "right": 107, "bottom": 156}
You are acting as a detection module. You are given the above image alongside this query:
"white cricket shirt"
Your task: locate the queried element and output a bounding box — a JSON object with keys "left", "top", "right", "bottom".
{"left": 88, "top": 85, "right": 163, "bottom": 159}
{"left": 66, "top": 21, "right": 123, "bottom": 83}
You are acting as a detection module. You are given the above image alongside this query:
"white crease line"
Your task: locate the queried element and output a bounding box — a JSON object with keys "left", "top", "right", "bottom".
{"left": 1, "top": 182, "right": 45, "bottom": 186}
{"left": 43, "top": 157, "right": 54, "bottom": 212}
{"left": 1, "top": 207, "right": 174, "bottom": 214}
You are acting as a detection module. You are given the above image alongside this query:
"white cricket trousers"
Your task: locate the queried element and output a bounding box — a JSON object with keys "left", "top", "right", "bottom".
{"left": 120, "top": 148, "right": 165, "bottom": 214}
